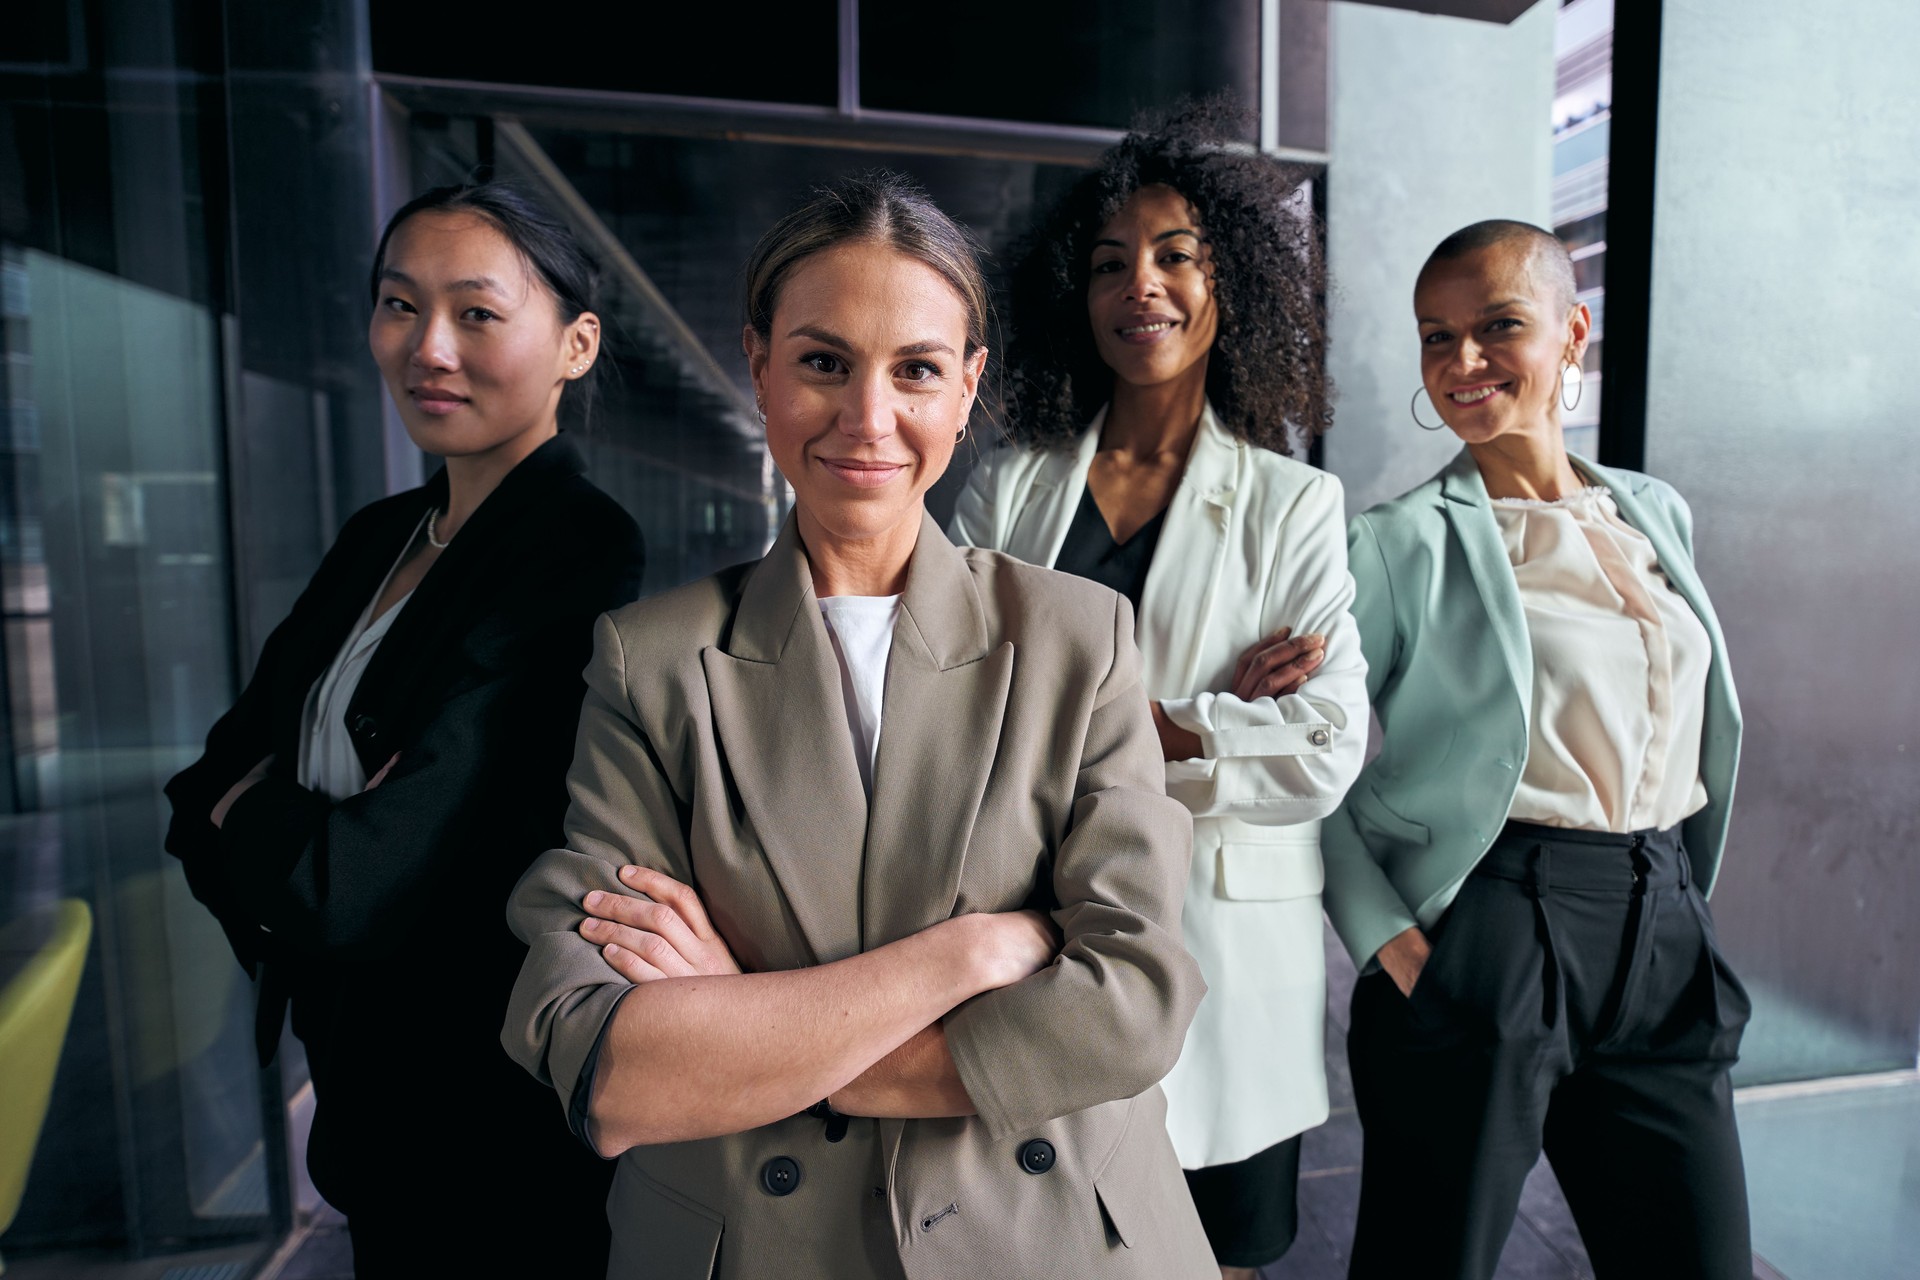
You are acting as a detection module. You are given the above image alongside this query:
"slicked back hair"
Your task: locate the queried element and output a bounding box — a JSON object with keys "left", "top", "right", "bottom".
{"left": 371, "top": 181, "right": 603, "bottom": 421}
{"left": 743, "top": 170, "right": 991, "bottom": 359}
{"left": 1418, "top": 219, "right": 1577, "bottom": 312}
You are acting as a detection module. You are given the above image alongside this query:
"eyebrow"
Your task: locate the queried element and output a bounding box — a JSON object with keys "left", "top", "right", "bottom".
{"left": 896, "top": 339, "right": 956, "bottom": 358}
{"left": 786, "top": 326, "right": 954, "bottom": 359}
{"left": 379, "top": 267, "right": 507, "bottom": 294}
{"left": 1091, "top": 228, "right": 1201, "bottom": 251}
{"left": 787, "top": 324, "right": 849, "bottom": 349}
{"left": 1417, "top": 298, "right": 1534, "bottom": 325}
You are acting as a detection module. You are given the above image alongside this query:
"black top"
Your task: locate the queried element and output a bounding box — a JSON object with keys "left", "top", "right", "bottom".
{"left": 163, "top": 433, "right": 641, "bottom": 1261}
{"left": 1052, "top": 484, "right": 1169, "bottom": 612}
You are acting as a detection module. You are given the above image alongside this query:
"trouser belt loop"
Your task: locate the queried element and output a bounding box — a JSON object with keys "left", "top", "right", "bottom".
{"left": 1598, "top": 835, "right": 1662, "bottom": 1050}
{"left": 1525, "top": 843, "right": 1550, "bottom": 899}
{"left": 1629, "top": 836, "right": 1653, "bottom": 896}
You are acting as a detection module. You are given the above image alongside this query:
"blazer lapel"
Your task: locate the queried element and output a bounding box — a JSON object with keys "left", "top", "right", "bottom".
{"left": 1440, "top": 449, "right": 1534, "bottom": 716}
{"left": 1007, "top": 412, "right": 1102, "bottom": 568}
{"left": 863, "top": 512, "right": 1014, "bottom": 949}
{"left": 1136, "top": 404, "right": 1237, "bottom": 698}
{"left": 349, "top": 434, "right": 588, "bottom": 774}
{"left": 701, "top": 516, "right": 869, "bottom": 965}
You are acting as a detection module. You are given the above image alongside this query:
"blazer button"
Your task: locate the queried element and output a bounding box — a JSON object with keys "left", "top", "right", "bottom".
{"left": 760, "top": 1156, "right": 801, "bottom": 1197}
{"left": 1018, "top": 1139, "right": 1055, "bottom": 1175}
{"left": 349, "top": 713, "right": 378, "bottom": 738}
{"left": 1308, "top": 728, "right": 1330, "bottom": 748}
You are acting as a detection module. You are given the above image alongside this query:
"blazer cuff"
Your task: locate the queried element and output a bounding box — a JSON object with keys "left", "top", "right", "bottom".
{"left": 567, "top": 985, "right": 633, "bottom": 1154}
{"left": 1323, "top": 863, "right": 1420, "bottom": 973}
{"left": 941, "top": 994, "right": 1026, "bottom": 1138}
{"left": 1160, "top": 694, "right": 1335, "bottom": 760}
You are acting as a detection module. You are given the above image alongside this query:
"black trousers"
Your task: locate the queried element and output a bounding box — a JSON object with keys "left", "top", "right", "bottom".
{"left": 1347, "top": 821, "right": 1753, "bottom": 1280}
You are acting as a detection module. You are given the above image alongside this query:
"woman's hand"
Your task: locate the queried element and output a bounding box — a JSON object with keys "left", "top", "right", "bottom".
{"left": 583, "top": 865, "right": 743, "bottom": 983}
{"left": 363, "top": 753, "right": 401, "bottom": 790}
{"left": 1150, "top": 701, "right": 1203, "bottom": 762}
{"left": 1375, "top": 925, "right": 1432, "bottom": 999}
{"left": 966, "top": 909, "right": 1061, "bottom": 991}
{"left": 1231, "top": 626, "right": 1325, "bottom": 701}
{"left": 210, "top": 756, "right": 274, "bottom": 828}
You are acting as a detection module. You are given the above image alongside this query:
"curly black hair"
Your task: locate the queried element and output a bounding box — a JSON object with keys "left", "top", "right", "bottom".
{"left": 1003, "top": 99, "right": 1331, "bottom": 456}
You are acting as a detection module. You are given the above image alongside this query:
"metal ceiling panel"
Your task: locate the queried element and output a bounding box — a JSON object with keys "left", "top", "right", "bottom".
{"left": 1341, "top": 0, "right": 1541, "bottom": 24}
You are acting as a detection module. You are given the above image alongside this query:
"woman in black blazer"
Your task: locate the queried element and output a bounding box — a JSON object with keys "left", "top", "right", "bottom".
{"left": 164, "top": 183, "right": 644, "bottom": 1276}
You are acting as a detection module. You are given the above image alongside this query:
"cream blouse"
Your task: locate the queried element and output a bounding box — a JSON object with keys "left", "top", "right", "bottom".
{"left": 1491, "top": 486, "right": 1711, "bottom": 834}
{"left": 297, "top": 517, "right": 422, "bottom": 801}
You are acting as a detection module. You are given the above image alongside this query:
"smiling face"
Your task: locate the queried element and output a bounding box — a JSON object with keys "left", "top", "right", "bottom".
{"left": 1086, "top": 184, "right": 1219, "bottom": 393}
{"left": 368, "top": 209, "right": 598, "bottom": 462}
{"left": 1414, "top": 241, "right": 1589, "bottom": 447}
{"left": 746, "top": 239, "right": 986, "bottom": 557}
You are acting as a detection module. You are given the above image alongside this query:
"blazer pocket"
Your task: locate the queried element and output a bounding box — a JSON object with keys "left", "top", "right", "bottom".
{"left": 1353, "top": 785, "right": 1431, "bottom": 849}
{"left": 606, "top": 1165, "right": 724, "bottom": 1280}
{"left": 1215, "top": 838, "right": 1324, "bottom": 901}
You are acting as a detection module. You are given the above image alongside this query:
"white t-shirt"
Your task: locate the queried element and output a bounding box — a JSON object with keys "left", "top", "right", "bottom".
{"left": 817, "top": 595, "right": 901, "bottom": 795}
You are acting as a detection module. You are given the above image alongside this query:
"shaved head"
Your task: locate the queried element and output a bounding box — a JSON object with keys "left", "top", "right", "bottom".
{"left": 1417, "top": 219, "right": 1576, "bottom": 312}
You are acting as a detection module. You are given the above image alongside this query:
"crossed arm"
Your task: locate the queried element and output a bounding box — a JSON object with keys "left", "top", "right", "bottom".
{"left": 502, "top": 618, "right": 1067, "bottom": 1158}
{"left": 504, "top": 606, "right": 1203, "bottom": 1159}
{"left": 581, "top": 866, "right": 1007, "bottom": 1127}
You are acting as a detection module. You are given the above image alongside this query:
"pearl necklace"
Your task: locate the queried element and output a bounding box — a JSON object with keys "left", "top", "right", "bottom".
{"left": 426, "top": 509, "right": 452, "bottom": 549}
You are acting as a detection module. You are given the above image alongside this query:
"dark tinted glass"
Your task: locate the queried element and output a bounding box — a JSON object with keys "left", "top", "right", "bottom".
{"left": 860, "top": 0, "right": 1260, "bottom": 131}
{"left": 371, "top": 0, "right": 839, "bottom": 106}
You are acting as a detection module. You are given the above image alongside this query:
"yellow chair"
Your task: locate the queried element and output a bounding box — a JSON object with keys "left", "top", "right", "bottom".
{"left": 0, "top": 898, "right": 93, "bottom": 1270}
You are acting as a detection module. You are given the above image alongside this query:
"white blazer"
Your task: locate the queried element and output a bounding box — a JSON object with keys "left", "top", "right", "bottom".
{"left": 949, "top": 403, "right": 1368, "bottom": 1168}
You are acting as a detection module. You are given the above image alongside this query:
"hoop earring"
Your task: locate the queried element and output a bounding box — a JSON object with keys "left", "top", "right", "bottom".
{"left": 955, "top": 423, "right": 968, "bottom": 444}
{"left": 1410, "top": 387, "right": 1447, "bottom": 431}
{"left": 1561, "top": 363, "right": 1584, "bottom": 412}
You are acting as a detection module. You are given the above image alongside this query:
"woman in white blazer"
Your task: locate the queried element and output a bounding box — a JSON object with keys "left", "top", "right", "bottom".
{"left": 949, "top": 104, "right": 1367, "bottom": 1277}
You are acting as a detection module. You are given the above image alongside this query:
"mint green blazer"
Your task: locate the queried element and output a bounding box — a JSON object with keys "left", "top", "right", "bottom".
{"left": 1321, "top": 449, "right": 1743, "bottom": 970}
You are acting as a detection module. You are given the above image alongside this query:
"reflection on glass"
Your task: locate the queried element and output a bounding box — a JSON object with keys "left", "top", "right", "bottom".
{"left": 0, "top": 247, "right": 272, "bottom": 1255}
{"left": 405, "top": 116, "right": 1092, "bottom": 588}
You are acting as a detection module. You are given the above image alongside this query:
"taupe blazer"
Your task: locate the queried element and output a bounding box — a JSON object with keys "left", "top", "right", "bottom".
{"left": 504, "top": 512, "right": 1214, "bottom": 1280}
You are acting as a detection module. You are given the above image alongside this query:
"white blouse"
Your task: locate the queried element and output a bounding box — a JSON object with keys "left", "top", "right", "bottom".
{"left": 817, "top": 595, "right": 901, "bottom": 797}
{"left": 297, "top": 518, "right": 422, "bottom": 801}
{"left": 1492, "top": 486, "right": 1711, "bottom": 834}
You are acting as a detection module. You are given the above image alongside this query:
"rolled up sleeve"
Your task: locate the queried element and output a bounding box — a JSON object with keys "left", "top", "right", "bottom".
{"left": 944, "top": 596, "right": 1205, "bottom": 1137}
{"left": 502, "top": 614, "right": 691, "bottom": 1120}
{"left": 1158, "top": 473, "right": 1369, "bottom": 825}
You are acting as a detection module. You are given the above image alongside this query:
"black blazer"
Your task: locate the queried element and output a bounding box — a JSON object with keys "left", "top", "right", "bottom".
{"left": 164, "top": 434, "right": 642, "bottom": 1250}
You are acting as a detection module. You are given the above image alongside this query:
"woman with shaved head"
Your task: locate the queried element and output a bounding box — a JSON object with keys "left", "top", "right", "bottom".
{"left": 1322, "top": 220, "right": 1752, "bottom": 1279}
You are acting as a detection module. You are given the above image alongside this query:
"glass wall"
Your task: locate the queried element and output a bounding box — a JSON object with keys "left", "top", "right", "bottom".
{"left": 1551, "top": 0, "right": 1612, "bottom": 458}
{"left": 395, "top": 107, "right": 1097, "bottom": 588}
{"left": 0, "top": 0, "right": 287, "bottom": 1265}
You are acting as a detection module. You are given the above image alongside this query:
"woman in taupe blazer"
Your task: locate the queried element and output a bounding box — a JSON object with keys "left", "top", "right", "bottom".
{"left": 503, "top": 172, "right": 1216, "bottom": 1279}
